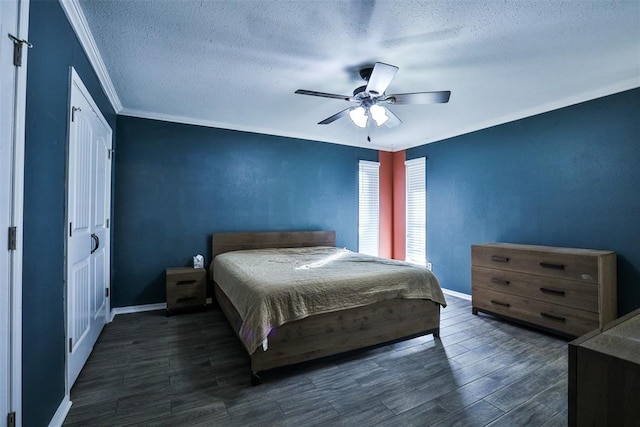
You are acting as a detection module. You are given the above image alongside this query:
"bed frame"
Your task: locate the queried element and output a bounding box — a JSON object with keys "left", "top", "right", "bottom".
{"left": 210, "top": 230, "right": 441, "bottom": 384}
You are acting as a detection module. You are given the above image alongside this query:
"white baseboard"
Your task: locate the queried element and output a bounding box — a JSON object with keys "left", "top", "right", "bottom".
{"left": 110, "top": 302, "right": 167, "bottom": 321}
{"left": 442, "top": 288, "right": 471, "bottom": 301}
{"left": 48, "top": 394, "right": 71, "bottom": 427}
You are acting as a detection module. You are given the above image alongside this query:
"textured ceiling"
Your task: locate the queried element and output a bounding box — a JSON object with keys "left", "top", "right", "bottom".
{"left": 76, "top": 0, "right": 640, "bottom": 151}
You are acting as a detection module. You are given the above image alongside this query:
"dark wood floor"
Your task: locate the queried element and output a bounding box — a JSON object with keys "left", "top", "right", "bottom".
{"left": 63, "top": 294, "right": 569, "bottom": 426}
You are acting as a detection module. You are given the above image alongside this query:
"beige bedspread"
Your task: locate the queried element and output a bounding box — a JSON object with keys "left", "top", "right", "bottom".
{"left": 213, "top": 246, "right": 447, "bottom": 354}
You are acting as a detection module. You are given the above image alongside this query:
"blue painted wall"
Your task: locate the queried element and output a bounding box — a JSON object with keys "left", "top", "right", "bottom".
{"left": 24, "top": 1, "right": 116, "bottom": 425}
{"left": 113, "top": 116, "right": 377, "bottom": 307}
{"left": 408, "top": 88, "right": 640, "bottom": 316}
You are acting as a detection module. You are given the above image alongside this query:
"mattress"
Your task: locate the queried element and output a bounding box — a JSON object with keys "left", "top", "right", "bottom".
{"left": 213, "top": 246, "right": 446, "bottom": 353}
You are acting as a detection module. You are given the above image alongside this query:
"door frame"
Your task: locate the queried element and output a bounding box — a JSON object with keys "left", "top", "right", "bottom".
{"left": 1, "top": 0, "right": 29, "bottom": 425}
{"left": 64, "top": 66, "right": 112, "bottom": 393}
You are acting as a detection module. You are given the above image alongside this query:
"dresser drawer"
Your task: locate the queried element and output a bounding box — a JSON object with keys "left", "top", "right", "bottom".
{"left": 472, "top": 244, "right": 603, "bottom": 284}
{"left": 472, "top": 266, "right": 599, "bottom": 312}
{"left": 472, "top": 287, "right": 599, "bottom": 337}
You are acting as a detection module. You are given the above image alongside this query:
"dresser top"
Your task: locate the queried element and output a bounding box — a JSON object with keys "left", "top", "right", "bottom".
{"left": 473, "top": 243, "right": 615, "bottom": 256}
{"left": 579, "top": 308, "right": 640, "bottom": 364}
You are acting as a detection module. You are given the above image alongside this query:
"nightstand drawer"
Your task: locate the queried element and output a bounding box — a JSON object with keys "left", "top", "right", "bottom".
{"left": 471, "top": 244, "right": 600, "bottom": 283}
{"left": 167, "top": 287, "right": 205, "bottom": 310}
{"left": 472, "top": 287, "right": 599, "bottom": 337}
{"left": 472, "top": 265, "right": 599, "bottom": 312}
{"left": 166, "top": 268, "right": 205, "bottom": 288}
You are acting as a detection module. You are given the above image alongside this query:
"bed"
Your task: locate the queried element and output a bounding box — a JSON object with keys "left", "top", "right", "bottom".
{"left": 210, "top": 230, "right": 446, "bottom": 383}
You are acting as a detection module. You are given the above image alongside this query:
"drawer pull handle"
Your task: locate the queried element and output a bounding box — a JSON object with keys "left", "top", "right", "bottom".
{"left": 490, "top": 300, "right": 510, "bottom": 308}
{"left": 540, "top": 287, "right": 565, "bottom": 297}
{"left": 491, "top": 278, "right": 510, "bottom": 286}
{"left": 176, "top": 280, "right": 197, "bottom": 286}
{"left": 491, "top": 255, "right": 510, "bottom": 263}
{"left": 540, "top": 312, "right": 566, "bottom": 322}
{"left": 539, "top": 262, "right": 565, "bottom": 270}
{"left": 177, "top": 296, "right": 198, "bottom": 302}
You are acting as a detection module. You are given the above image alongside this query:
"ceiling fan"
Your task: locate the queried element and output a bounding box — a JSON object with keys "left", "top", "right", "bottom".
{"left": 295, "top": 62, "right": 451, "bottom": 129}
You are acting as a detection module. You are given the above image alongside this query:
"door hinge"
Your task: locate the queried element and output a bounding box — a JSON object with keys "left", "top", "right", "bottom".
{"left": 69, "top": 337, "right": 73, "bottom": 353}
{"left": 8, "top": 34, "right": 32, "bottom": 67}
{"left": 7, "top": 411, "right": 16, "bottom": 427}
{"left": 8, "top": 227, "right": 17, "bottom": 250}
{"left": 107, "top": 149, "right": 114, "bottom": 160}
{"left": 105, "top": 288, "right": 109, "bottom": 298}
{"left": 106, "top": 218, "right": 110, "bottom": 228}
{"left": 69, "top": 222, "right": 73, "bottom": 237}
{"left": 71, "top": 106, "right": 81, "bottom": 122}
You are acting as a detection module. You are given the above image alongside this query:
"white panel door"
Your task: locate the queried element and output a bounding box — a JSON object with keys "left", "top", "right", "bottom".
{"left": 66, "top": 69, "right": 112, "bottom": 387}
{"left": 1, "top": 0, "right": 29, "bottom": 423}
{"left": 0, "top": 0, "right": 18, "bottom": 420}
{"left": 91, "top": 122, "right": 110, "bottom": 331}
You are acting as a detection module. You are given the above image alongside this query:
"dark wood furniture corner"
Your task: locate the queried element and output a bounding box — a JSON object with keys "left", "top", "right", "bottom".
{"left": 166, "top": 267, "right": 206, "bottom": 315}
{"left": 568, "top": 307, "right": 640, "bottom": 426}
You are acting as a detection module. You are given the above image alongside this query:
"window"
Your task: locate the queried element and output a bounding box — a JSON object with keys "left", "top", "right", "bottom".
{"left": 405, "top": 157, "right": 426, "bottom": 265}
{"left": 358, "top": 160, "right": 379, "bottom": 256}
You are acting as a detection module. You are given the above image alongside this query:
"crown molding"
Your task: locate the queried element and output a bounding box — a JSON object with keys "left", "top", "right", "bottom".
{"left": 121, "top": 73, "right": 637, "bottom": 152}
{"left": 123, "top": 79, "right": 639, "bottom": 153}
{"left": 59, "top": 0, "right": 123, "bottom": 113}
{"left": 118, "top": 107, "right": 392, "bottom": 151}
{"left": 398, "top": 78, "right": 640, "bottom": 151}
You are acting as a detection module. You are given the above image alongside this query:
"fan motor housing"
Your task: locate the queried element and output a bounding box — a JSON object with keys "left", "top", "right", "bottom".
{"left": 353, "top": 85, "right": 368, "bottom": 97}
{"left": 359, "top": 66, "right": 374, "bottom": 81}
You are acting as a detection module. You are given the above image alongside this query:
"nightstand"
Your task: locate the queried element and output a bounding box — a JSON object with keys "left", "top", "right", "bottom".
{"left": 165, "top": 267, "right": 206, "bottom": 315}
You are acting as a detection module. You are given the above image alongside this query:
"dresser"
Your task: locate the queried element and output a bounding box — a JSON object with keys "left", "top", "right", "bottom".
{"left": 166, "top": 267, "right": 206, "bottom": 315}
{"left": 568, "top": 308, "right": 640, "bottom": 426}
{"left": 471, "top": 243, "right": 616, "bottom": 337}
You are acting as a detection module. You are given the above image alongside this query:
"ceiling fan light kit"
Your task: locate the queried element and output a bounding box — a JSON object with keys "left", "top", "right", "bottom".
{"left": 347, "top": 104, "right": 388, "bottom": 128}
{"left": 369, "top": 104, "right": 389, "bottom": 126}
{"left": 349, "top": 106, "right": 368, "bottom": 128}
{"left": 295, "top": 62, "right": 451, "bottom": 131}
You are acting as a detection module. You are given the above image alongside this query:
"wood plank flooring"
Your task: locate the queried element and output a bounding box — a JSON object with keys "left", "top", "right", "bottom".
{"left": 63, "top": 295, "right": 569, "bottom": 426}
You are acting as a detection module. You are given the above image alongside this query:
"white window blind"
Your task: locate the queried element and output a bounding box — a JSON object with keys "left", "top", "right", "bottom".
{"left": 405, "top": 157, "right": 426, "bottom": 265}
{"left": 358, "top": 160, "right": 380, "bottom": 256}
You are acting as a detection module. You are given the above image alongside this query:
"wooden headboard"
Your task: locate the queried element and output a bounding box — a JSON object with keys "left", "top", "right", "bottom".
{"left": 211, "top": 230, "right": 336, "bottom": 262}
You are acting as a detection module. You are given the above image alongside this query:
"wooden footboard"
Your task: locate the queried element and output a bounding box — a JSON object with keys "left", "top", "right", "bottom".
{"left": 214, "top": 283, "right": 440, "bottom": 373}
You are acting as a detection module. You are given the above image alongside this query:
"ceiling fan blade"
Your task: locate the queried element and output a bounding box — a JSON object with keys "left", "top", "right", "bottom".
{"left": 295, "top": 89, "right": 354, "bottom": 101}
{"left": 383, "top": 107, "right": 402, "bottom": 128}
{"left": 387, "top": 91, "right": 451, "bottom": 105}
{"left": 318, "top": 108, "right": 351, "bottom": 125}
{"left": 365, "top": 62, "right": 398, "bottom": 96}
